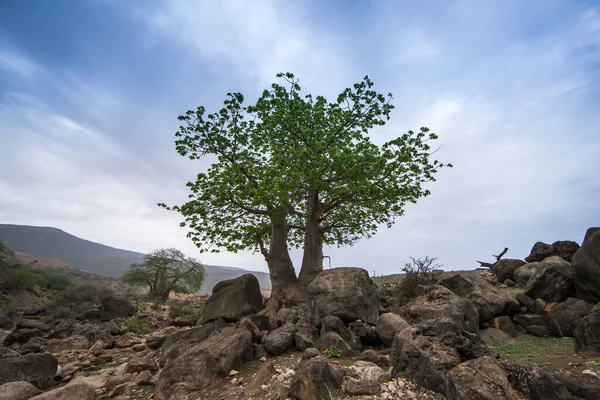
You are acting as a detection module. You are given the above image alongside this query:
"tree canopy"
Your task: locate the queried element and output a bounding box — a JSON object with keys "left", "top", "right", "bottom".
{"left": 160, "top": 73, "right": 450, "bottom": 303}
{"left": 121, "top": 248, "right": 205, "bottom": 300}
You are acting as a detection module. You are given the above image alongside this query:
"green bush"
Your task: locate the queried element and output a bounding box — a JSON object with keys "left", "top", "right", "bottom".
{"left": 6, "top": 266, "right": 37, "bottom": 290}
{"left": 124, "top": 316, "right": 151, "bottom": 335}
{"left": 323, "top": 346, "right": 342, "bottom": 358}
{"left": 167, "top": 298, "right": 204, "bottom": 320}
{"left": 38, "top": 272, "right": 73, "bottom": 291}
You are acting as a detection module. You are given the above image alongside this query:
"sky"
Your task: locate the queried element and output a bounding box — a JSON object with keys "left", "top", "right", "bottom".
{"left": 1, "top": 0, "right": 599, "bottom": 276}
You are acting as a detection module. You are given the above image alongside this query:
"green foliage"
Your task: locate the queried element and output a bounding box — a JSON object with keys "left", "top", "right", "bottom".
{"left": 0, "top": 240, "right": 14, "bottom": 271}
{"left": 167, "top": 298, "right": 205, "bottom": 319}
{"left": 124, "top": 316, "right": 151, "bottom": 336}
{"left": 323, "top": 346, "right": 342, "bottom": 358}
{"left": 37, "top": 272, "right": 73, "bottom": 291}
{"left": 121, "top": 248, "right": 205, "bottom": 300}
{"left": 161, "top": 72, "right": 450, "bottom": 262}
{"left": 5, "top": 266, "right": 37, "bottom": 290}
{"left": 48, "top": 284, "right": 108, "bottom": 317}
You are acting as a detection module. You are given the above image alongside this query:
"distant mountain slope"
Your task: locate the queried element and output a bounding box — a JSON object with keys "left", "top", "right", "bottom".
{"left": 0, "top": 224, "right": 271, "bottom": 291}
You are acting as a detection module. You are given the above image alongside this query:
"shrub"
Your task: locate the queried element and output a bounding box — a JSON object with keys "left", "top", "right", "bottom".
{"left": 48, "top": 284, "right": 109, "bottom": 318}
{"left": 395, "top": 256, "right": 443, "bottom": 306}
{"left": 323, "top": 346, "right": 342, "bottom": 358}
{"left": 38, "top": 272, "right": 73, "bottom": 291}
{"left": 124, "top": 316, "right": 151, "bottom": 335}
{"left": 6, "top": 266, "right": 37, "bottom": 290}
{"left": 167, "top": 298, "right": 204, "bottom": 320}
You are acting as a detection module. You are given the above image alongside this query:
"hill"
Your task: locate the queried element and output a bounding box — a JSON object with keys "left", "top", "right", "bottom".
{"left": 0, "top": 224, "right": 271, "bottom": 292}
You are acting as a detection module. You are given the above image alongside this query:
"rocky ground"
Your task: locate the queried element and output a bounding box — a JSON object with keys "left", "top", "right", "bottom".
{"left": 0, "top": 227, "right": 599, "bottom": 399}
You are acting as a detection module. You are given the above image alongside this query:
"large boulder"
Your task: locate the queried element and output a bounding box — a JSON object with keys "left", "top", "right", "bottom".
{"left": 100, "top": 295, "right": 136, "bottom": 321}
{"left": 348, "top": 320, "right": 380, "bottom": 346}
{"left": 341, "top": 360, "right": 388, "bottom": 396}
{"left": 574, "top": 304, "right": 600, "bottom": 354}
{"left": 320, "top": 315, "right": 361, "bottom": 351}
{"left": 375, "top": 313, "right": 410, "bottom": 347}
{"left": 200, "top": 274, "right": 263, "bottom": 324}
{"left": 314, "top": 332, "right": 355, "bottom": 357}
{"left": 390, "top": 317, "right": 490, "bottom": 394}
{"left": 0, "top": 381, "right": 42, "bottom": 400}
{"left": 0, "top": 314, "right": 13, "bottom": 330}
{"left": 478, "top": 328, "right": 514, "bottom": 348}
{"left": 548, "top": 297, "right": 594, "bottom": 337}
{"left": 513, "top": 314, "right": 554, "bottom": 337}
{"left": 583, "top": 227, "right": 600, "bottom": 244}
{"left": 264, "top": 323, "right": 296, "bottom": 356}
{"left": 155, "top": 329, "right": 253, "bottom": 399}
{"left": 493, "top": 259, "right": 526, "bottom": 283}
{"left": 29, "top": 381, "right": 95, "bottom": 400}
{"left": 307, "top": 267, "right": 380, "bottom": 324}
{"left": 524, "top": 256, "right": 575, "bottom": 302}
{"left": 552, "top": 240, "right": 580, "bottom": 262}
{"left": 445, "top": 357, "right": 522, "bottom": 400}
{"left": 529, "top": 368, "right": 600, "bottom": 400}
{"left": 288, "top": 356, "right": 343, "bottom": 400}
{"left": 3, "top": 328, "right": 44, "bottom": 346}
{"left": 159, "top": 324, "right": 219, "bottom": 366}
{"left": 525, "top": 242, "right": 556, "bottom": 262}
{"left": 15, "top": 320, "right": 50, "bottom": 332}
{"left": 0, "top": 353, "right": 58, "bottom": 389}
{"left": 513, "top": 262, "right": 540, "bottom": 287}
{"left": 438, "top": 273, "right": 520, "bottom": 322}
{"left": 493, "top": 316, "right": 518, "bottom": 337}
{"left": 572, "top": 229, "right": 600, "bottom": 304}
{"left": 396, "top": 285, "right": 479, "bottom": 333}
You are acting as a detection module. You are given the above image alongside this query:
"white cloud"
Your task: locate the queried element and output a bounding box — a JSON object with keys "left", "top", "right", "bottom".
{"left": 0, "top": 52, "right": 40, "bottom": 79}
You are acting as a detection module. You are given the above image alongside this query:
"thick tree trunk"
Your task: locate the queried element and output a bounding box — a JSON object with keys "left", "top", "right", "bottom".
{"left": 265, "top": 209, "right": 297, "bottom": 307}
{"left": 298, "top": 190, "right": 324, "bottom": 286}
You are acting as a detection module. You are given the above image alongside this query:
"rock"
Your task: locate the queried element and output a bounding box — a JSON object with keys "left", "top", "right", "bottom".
{"left": 525, "top": 242, "right": 556, "bottom": 263}
{"left": 315, "top": 332, "right": 355, "bottom": 357}
{"left": 302, "top": 347, "right": 321, "bottom": 360}
{"left": 253, "top": 343, "right": 267, "bottom": 359}
{"left": 516, "top": 292, "right": 544, "bottom": 314}
{"left": 72, "top": 326, "right": 115, "bottom": 348}
{"left": 0, "top": 314, "right": 13, "bottom": 330}
{"left": 525, "top": 256, "right": 575, "bottom": 302}
{"left": 342, "top": 360, "right": 388, "bottom": 396}
{"left": 294, "top": 330, "right": 316, "bottom": 351}
{"left": 357, "top": 349, "right": 389, "bottom": 368}
{"left": 45, "top": 335, "right": 89, "bottom": 352}
{"left": 348, "top": 320, "right": 380, "bottom": 346}
{"left": 376, "top": 313, "right": 410, "bottom": 347}
{"left": 445, "top": 356, "right": 522, "bottom": 400}
{"left": 0, "top": 381, "right": 42, "bottom": 400}
{"left": 493, "top": 259, "right": 526, "bottom": 283}
{"left": 390, "top": 317, "right": 490, "bottom": 394}
{"left": 0, "top": 353, "right": 58, "bottom": 389}
{"left": 548, "top": 297, "right": 594, "bottom": 337}
{"left": 504, "top": 279, "right": 517, "bottom": 287}
{"left": 289, "top": 356, "right": 343, "bottom": 400}
{"left": 239, "top": 316, "right": 262, "bottom": 343}
{"left": 479, "top": 328, "right": 514, "bottom": 348}
{"left": 124, "top": 357, "right": 159, "bottom": 374}
{"left": 30, "top": 381, "right": 95, "bottom": 400}
{"left": 155, "top": 329, "right": 253, "bottom": 399}
{"left": 146, "top": 335, "right": 167, "bottom": 350}
{"left": 493, "top": 316, "right": 518, "bottom": 337}
{"left": 513, "top": 314, "right": 553, "bottom": 337}
{"left": 307, "top": 267, "right": 380, "bottom": 324}
{"left": 100, "top": 295, "right": 137, "bottom": 321}
{"left": 396, "top": 285, "right": 479, "bottom": 333}
{"left": 264, "top": 323, "right": 296, "bottom": 356}
{"left": 320, "top": 315, "right": 361, "bottom": 351}
{"left": 275, "top": 307, "right": 299, "bottom": 326}
{"left": 15, "top": 320, "right": 51, "bottom": 332}
{"left": 58, "top": 361, "right": 81, "bottom": 379}
{"left": 115, "top": 332, "right": 142, "bottom": 348}
{"left": 3, "top": 328, "right": 44, "bottom": 346}
{"left": 574, "top": 304, "right": 600, "bottom": 354}
{"left": 572, "top": 229, "right": 600, "bottom": 304}
{"left": 513, "top": 262, "right": 540, "bottom": 287}
{"left": 552, "top": 240, "right": 580, "bottom": 262}
{"left": 200, "top": 274, "right": 263, "bottom": 324}
{"left": 0, "top": 346, "right": 20, "bottom": 359}
{"left": 135, "top": 370, "right": 152, "bottom": 385}
{"left": 438, "top": 273, "right": 520, "bottom": 322}
{"left": 529, "top": 368, "right": 600, "bottom": 400}
{"left": 160, "top": 324, "right": 219, "bottom": 366}
{"left": 246, "top": 360, "right": 276, "bottom": 396}
{"left": 583, "top": 227, "right": 600, "bottom": 244}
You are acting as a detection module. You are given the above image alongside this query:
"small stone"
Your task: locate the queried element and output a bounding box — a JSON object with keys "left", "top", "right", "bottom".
{"left": 582, "top": 369, "right": 599, "bottom": 378}
{"left": 231, "top": 377, "right": 238, "bottom": 385}
{"left": 276, "top": 374, "right": 284, "bottom": 382}
{"left": 260, "top": 356, "right": 267, "bottom": 362}
{"left": 229, "top": 369, "right": 239, "bottom": 376}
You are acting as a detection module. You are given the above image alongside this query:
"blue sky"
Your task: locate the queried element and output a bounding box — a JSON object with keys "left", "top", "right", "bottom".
{"left": 1, "top": 0, "right": 599, "bottom": 274}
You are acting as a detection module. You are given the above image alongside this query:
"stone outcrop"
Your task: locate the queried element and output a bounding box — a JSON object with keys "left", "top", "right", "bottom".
{"left": 308, "top": 267, "right": 380, "bottom": 324}
{"left": 574, "top": 304, "right": 600, "bottom": 354}
{"left": 264, "top": 323, "right": 296, "bottom": 356}
{"left": 288, "top": 356, "right": 343, "bottom": 400}
{"left": 524, "top": 256, "right": 574, "bottom": 302}
{"left": 0, "top": 353, "right": 58, "bottom": 389}
{"left": 547, "top": 297, "right": 594, "bottom": 337}
{"left": 0, "top": 381, "right": 42, "bottom": 400}
{"left": 571, "top": 228, "right": 600, "bottom": 304}
{"left": 397, "top": 285, "right": 479, "bottom": 333}
{"left": 445, "top": 357, "right": 522, "bottom": 400}
{"left": 100, "top": 295, "right": 136, "bottom": 321}
{"left": 513, "top": 262, "right": 540, "bottom": 286}
{"left": 376, "top": 313, "right": 409, "bottom": 347}
{"left": 200, "top": 274, "right": 263, "bottom": 324}
{"left": 438, "top": 273, "right": 520, "bottom": 322}
{"left": 493, "top": 259, "right": 526, "bottom": 283}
